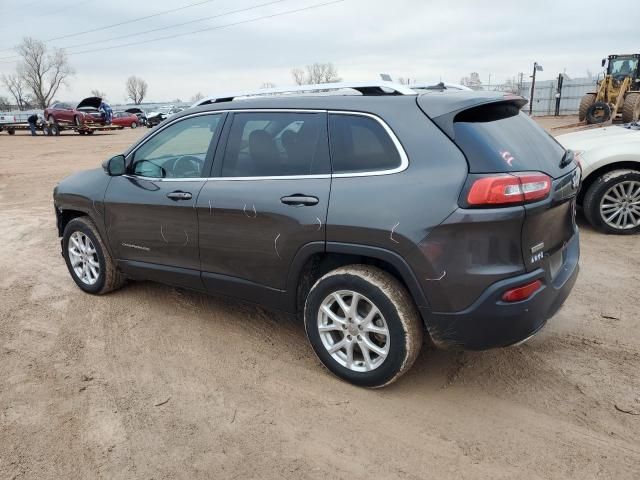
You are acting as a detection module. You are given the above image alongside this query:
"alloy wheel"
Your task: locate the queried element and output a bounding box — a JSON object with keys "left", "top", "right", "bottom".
{"left": 68, "top": 231, "right": 100, "bottom": 285}
{"left": 600, "top": 180, "right": 640, "bottom": 230}
{"left": 317, "top": 290, "right": 390, "bottom": 372}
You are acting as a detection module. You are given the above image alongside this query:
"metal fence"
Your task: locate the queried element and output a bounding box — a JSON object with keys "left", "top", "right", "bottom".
{"left": 475, "top": 77, "right": 597, "bottom": 116}
{"left": 517, "top": 77, "right": 597, "bottom": 116}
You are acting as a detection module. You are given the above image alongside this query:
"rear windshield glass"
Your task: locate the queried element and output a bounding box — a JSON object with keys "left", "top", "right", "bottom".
{"left": 453, "top": 103, "right": 566, "bottom": 177}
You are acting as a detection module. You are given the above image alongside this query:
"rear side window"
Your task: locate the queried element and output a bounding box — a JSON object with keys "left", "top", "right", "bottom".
{"left": 221, "top": 112, "right": 329, "bottom": 177}
{"left": 453, "top": 102, "right": 566, "bottom": 176}
{"left": 329, "top": 114, "right": 402, "bottom": 173}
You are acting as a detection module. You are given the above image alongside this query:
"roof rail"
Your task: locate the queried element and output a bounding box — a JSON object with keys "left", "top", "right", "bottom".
{"left": 192, "top": 81, "right": 416, "bottom": 107}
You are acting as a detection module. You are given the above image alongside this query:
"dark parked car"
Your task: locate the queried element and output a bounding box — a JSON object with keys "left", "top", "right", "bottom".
{"left": 53, "top": 82, "right": 580, "bottom": 387}
{"left": 44, "top": 96, "right": 106, "bottom": 130}
{"left": 125, "top": 107, "right": 147, "bottom": 126}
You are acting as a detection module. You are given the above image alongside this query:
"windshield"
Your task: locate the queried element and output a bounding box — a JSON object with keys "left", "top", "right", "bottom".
{"left": 608, "top": 57, "right": 638, "bottom": 78}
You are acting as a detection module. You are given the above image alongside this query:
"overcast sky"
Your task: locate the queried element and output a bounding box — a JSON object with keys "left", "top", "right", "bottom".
{"left": 0, "top": 0, "right": 637, "bottom": 104}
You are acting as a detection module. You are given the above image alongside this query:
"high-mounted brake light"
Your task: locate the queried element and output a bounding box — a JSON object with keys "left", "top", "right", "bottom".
{"left": 467, "top": 172, "right": 551, "bottom": 206}
{"left": 502, "top": 279, "right": 543, "bottom": 302}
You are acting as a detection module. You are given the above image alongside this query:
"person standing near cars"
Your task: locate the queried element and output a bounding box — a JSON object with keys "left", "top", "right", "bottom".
{"left": 27, "top": 113, "right": 39, "bottom": 136}
{"left": 99, "top": 100, "right": 113, "bottom": 125}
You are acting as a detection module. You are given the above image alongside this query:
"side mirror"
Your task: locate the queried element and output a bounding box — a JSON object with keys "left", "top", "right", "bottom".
{"left": 102, "top": 154, "right": 126, "bottom": 176}
{"left": 601, "top": 58, "right": 606, "bottom": 68}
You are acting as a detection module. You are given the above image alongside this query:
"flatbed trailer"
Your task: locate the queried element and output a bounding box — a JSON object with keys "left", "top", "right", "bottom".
{"left": 47, "top": 123, "right": 124, "bottom": 135}
{"left": 0, "top": 122, "right": 46, "bottom": 135}
{"left": 0, "top": 122, "right": 124, "bottom": 135}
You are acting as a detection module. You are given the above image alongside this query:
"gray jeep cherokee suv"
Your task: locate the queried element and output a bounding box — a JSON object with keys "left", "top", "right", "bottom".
{"left": 53, "top": 82, "right": 580, "bottom": 387}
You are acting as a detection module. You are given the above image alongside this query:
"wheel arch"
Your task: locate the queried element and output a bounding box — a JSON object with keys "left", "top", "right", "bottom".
{"left": 287, "top": 242, "right": 429, "bottom": 317}
{"left": 579, "top": 160, "right": 640, "bottom": 204}
{"left": 56, "top": 208, "right": 90, "bottom": 237}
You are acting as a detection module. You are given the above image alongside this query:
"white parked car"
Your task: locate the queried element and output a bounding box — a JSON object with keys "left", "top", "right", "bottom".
{"left": 557, "top": 123, "right": 640, "bottom": 234}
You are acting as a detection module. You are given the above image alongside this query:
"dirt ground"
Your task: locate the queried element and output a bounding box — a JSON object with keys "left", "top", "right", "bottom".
{"left": 1, "top": 118, "right": 639, "bottom": 479}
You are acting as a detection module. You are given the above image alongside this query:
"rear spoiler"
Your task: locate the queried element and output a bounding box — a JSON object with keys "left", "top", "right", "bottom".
{"left": 417, "top": 91, "right": 528, "bottom": 138}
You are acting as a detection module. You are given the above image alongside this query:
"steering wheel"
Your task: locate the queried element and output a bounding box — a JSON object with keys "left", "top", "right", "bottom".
{"left": 172, "top": 155, "right": 202, "bottom": 178}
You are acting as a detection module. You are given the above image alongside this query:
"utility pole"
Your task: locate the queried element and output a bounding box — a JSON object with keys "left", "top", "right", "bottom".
{"left": 529, "top": 62, "right": 543, "bottom": 116}
{"left": 554, "top": 73, "right": 564, "bottom": 117}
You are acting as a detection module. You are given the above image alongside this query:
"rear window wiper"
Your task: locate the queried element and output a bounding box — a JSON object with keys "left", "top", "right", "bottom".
{"left": 559, "top": 149, "right": 574, "bottom": 169}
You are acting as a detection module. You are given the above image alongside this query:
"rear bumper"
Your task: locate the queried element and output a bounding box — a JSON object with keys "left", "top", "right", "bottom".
{"left": 422, "top": 232, "right": 579, "bottom": 350}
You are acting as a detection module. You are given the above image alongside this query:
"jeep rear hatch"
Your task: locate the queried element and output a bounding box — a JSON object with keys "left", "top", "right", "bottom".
{"left": 418, "top": 92, "right": 579, "bottom": 274}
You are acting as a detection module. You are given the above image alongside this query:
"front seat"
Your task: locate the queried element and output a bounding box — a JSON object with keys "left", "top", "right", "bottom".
{"left": 248, "top": 130, "right": 280, "bottom": 175}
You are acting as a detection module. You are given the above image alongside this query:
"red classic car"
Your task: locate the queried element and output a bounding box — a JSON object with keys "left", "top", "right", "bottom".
{"left": 111, "top": 111, "right": 140, "bottom": 128}
{"left": 44, "top": 96, "right": 106, "bottom": 128}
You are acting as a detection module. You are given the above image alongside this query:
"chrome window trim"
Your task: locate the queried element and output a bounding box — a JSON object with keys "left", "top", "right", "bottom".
{"left": 126, "top": 108, "right": 409, "bottom": 182}
{"left": 327, "top": 110, "right": 409, "bottom": 178}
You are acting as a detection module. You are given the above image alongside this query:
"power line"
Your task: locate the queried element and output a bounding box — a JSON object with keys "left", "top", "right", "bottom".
{"left": 69, "top": 0, "right": 345, "bottom": 56}
{"left": 63, "top": 0, "right": 290, "bottom": 51}
{"left": 0, "top": 0, "right": 218, "bottom": 53}
{"left": 0, "top": 0, "right": 344, "bottom": 63}
{"left": 0, "top": 0, "right": 289, "bottom": 61}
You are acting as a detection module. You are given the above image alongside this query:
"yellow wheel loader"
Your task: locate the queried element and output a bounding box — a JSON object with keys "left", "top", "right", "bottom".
{"left": 579, "top": 54, "right": 640, "bottom": 124}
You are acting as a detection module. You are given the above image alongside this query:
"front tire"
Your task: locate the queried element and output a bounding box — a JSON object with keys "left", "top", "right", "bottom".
{"left": 578, "top": 93, "right": 596, "bottom": 122}
{"left": 621, "top": 93, "right": 640, "bottom": 124}
{"left": 583, "top": 170, "right": 640, "bottom": 234}
{"left": 131, "top": 121, "right": 137, "bottom": 129}
{"left": 304, "top": 265, "right": 423, "bottom": 388}
{"left": 62, "top": 217, "right": 125, "bottom": 294}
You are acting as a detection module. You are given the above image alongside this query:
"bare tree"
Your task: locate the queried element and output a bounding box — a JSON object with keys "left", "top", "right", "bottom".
{"left": 291, "top": 68, "right": 306, "bottom": 85}
{"left": 260, "top": 82, "right": 276, "bottom": 89}
{"left": 91, "top": 89, "right": 107, "bottom": 99}
{"left": 190, "top": 92, "right": 204, "bottom": 102}
{"left": 0, "top": 95, "right": 10, "bottom": 111}
{"left": 125, "top": 76, "right": 148, "bottom": 104}
{"left": 14, "top": 37, "right": 74, "bottom": 108}
{"left": 397, "top": 77, "right": 412, "bottom": 85}
{"left": 1, "top": 73, "right": 31, "bottom": 110}
{"left": 291, "top": 63, "right": 341, "bottom": 85}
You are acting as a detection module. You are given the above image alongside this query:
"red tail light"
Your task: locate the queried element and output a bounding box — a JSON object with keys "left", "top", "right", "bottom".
{"left": 467, "top": 172, "right": 551, "bottom": 206}
{"left": 502, "top": 279, "right": 543, "bottom": 302}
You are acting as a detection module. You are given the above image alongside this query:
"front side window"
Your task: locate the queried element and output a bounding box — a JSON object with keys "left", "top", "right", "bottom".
{"left": 328, "top": 114, "right": 402, "bottom": 174}
{"left": 132, "top": 114, "right": 222, "bottom": 178}
{"left": 221, "top": 112, "right": 329, "bottom": 177}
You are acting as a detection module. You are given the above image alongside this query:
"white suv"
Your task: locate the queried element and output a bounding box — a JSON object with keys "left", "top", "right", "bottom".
{"left": 558, "top": 123, "right": 640, "bottom": 234}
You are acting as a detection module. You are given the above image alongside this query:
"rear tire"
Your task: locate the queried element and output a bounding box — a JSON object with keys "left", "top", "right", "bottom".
{"left": 304, "top": 265, "right": 423, "bottom": 388}
{"left": 586, "top": 101, "right": 611, "bottom": 124}
{"left": 578, "top": 93, "right": 596, "bottom": 122}
{"left": 621, "top": 93, "right": 640, "bottom": 124}
{"left": 62, "top": 217, "right": 126, "bottom": 294}
{"left": 583, "top": 170, "right": 640, "bottom": 234}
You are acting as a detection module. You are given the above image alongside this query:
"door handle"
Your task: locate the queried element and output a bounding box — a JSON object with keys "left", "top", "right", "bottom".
{"left": 166, "top": 191, "right": 192, "bottom": 201}
{"left": 280, "top": 194, "right": 319, "bottom": 206}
